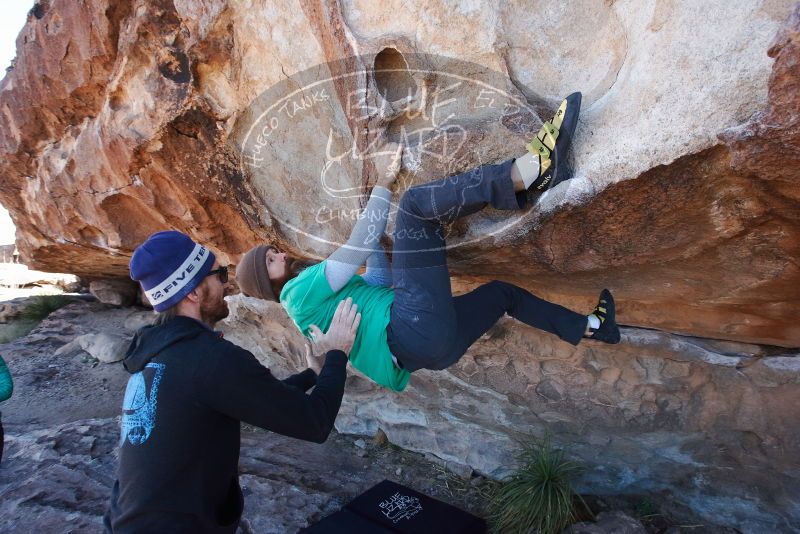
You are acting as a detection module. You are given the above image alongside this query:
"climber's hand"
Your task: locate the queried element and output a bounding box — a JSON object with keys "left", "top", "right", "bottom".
{"left": 374, "top": 142, "right": 404, "bottom": 190}
{"left": 308, "top": 297, "right": 361, "bottom": 359}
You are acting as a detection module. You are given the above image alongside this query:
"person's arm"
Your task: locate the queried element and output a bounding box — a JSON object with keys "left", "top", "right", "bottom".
{"left": 0, "top": 356, "right": 13, "bottom": 402}
{"left": 200, "top": 342, "right": 346, "bottom": 443}
{"left": 325, "top": 186, "right": 392, "bottom": 292}
{"left": 360, "top": 248, "right": 393, "bottom": 287}
{"left": 281, "top": 368, "right": 318, "bottom": 392}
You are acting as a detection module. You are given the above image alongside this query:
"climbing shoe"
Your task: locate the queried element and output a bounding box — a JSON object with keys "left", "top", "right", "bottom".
{"left": 587, "top": 288, "right": 621, "bottom": 344}
{"left": 525, "top": 91, "right": 582, "bottom": 192}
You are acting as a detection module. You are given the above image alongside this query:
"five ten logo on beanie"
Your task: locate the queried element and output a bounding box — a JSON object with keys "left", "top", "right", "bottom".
{"left": 144, "top": 244, "right": 209, "bottom": 305}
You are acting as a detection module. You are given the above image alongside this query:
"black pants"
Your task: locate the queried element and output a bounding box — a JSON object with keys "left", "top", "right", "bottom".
{"left": 386, "top": 158, "right": 588, "bottom": 372}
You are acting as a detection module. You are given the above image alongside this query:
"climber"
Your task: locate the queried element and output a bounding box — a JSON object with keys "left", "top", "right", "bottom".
{"left": 238, "top": 92, "right": 621, "bottom": 392}
{"left": 104, "top": 230, "right": 361, "bottom": 533}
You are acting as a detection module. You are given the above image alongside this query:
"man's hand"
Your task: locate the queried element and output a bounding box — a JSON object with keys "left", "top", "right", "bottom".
{"left": 374, "top": 142, "right": 404, "bottom": 190}
{"left": 304, "top": 343, "right": 324, "bottom": 374}
{"left": 308, "top": 297, "right": 361, "bottom": 367}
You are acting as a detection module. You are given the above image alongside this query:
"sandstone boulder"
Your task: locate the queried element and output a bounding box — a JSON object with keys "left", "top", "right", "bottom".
{"left": 0, "top": 299, "right": 26, "bottom": 323}
{"left": 55, "top": 331, "right": 130, "bottom": 363}
{"left": 89, "top": 279, "right": 139, "bottom": 307}
{"left": 0, "top": 0, "right": 797, "bottom": 346}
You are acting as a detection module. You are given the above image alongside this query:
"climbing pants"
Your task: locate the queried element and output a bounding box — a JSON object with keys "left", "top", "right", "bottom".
{"left": 385, "top": 158, "right": 588, "bottom": 372}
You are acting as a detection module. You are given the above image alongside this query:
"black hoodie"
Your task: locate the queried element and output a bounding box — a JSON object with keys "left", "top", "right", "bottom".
{"left": 104, "top": 315, "right": 347, "bottom": 533}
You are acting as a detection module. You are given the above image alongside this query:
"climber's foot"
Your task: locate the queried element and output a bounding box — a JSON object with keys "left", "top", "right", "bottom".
{"left": 586, "top": 288, "right": 620, "bottom": 344}
{"left": 525, "top": 92, "right": 582, "bottom": 192}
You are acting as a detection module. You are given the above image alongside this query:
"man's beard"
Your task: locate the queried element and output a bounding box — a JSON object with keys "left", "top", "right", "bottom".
{"left": 200, "top": 287, "right": 230, "bottom": 326}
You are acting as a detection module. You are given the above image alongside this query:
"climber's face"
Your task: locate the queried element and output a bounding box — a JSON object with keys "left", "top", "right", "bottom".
{"left": 265, "top": 247, "right": 317, "bottom": 287}
{"left": 266, "top": 247, "right": 288, "bottom": 282}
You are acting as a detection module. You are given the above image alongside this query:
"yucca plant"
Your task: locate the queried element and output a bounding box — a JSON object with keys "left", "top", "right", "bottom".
{"left": 0, "top": 320, "right": 38, "bottom": 344}
{"left": 486, "top": 435, "right": 590, "bottom": 534}
{"left": 19, "top": 294, "right": 76, "bottom": 322}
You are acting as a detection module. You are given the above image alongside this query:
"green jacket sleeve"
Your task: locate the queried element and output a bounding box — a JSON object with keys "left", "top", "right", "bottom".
{"left": 0, "top": 356, "right": 13, "bottom": 402}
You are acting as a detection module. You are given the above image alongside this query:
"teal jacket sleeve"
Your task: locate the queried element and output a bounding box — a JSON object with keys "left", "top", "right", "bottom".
{"left": 0, "top": 356, "right": 13, "bottom": 402}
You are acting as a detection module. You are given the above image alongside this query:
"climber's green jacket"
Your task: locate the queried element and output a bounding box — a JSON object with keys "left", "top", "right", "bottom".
{"left": 0, "top": 355, "right": 12, "bottom": 403}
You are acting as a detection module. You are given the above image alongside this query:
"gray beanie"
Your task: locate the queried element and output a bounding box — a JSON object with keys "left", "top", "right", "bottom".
{"left": 237, "top": 245, "right": 277, "bottom": 302}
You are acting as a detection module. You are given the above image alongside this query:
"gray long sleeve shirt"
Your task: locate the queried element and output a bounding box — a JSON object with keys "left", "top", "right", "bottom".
{"left": 324, "top": 186, "right": 393, "bottom": 291}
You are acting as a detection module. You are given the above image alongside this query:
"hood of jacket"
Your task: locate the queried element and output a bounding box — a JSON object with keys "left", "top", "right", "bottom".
{"left": 123, "top": 315, "right": 213, "bottom": 373}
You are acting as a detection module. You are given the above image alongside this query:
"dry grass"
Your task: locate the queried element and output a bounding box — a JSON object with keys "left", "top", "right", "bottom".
{"left": 18, "top": 294, "right": 76, "bottom": 322}
{"left": 0, "top": 319, "right": 38, "bottom": 344}
{"left": 0, "top": 294, "right": 77, "bottom": 344}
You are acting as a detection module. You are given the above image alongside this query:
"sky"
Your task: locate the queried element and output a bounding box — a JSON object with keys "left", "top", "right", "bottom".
{"left": 0, "top": 1, "right": 35, "bottom": 245}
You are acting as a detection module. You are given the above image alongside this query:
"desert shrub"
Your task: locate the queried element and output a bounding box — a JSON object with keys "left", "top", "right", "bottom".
{"left": 18, "top": 294, "right": 76, "bottom": 322}
{"left": 0, "top": 319, "right": 38, "bottom": 344}
{"left": 486, "top": 436, "right": 589, "bottom": 534}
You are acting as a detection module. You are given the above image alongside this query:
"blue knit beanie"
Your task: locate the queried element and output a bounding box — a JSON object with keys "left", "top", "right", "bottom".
{"left": 130, "top": 230, "right": 216, "bottom": 312}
